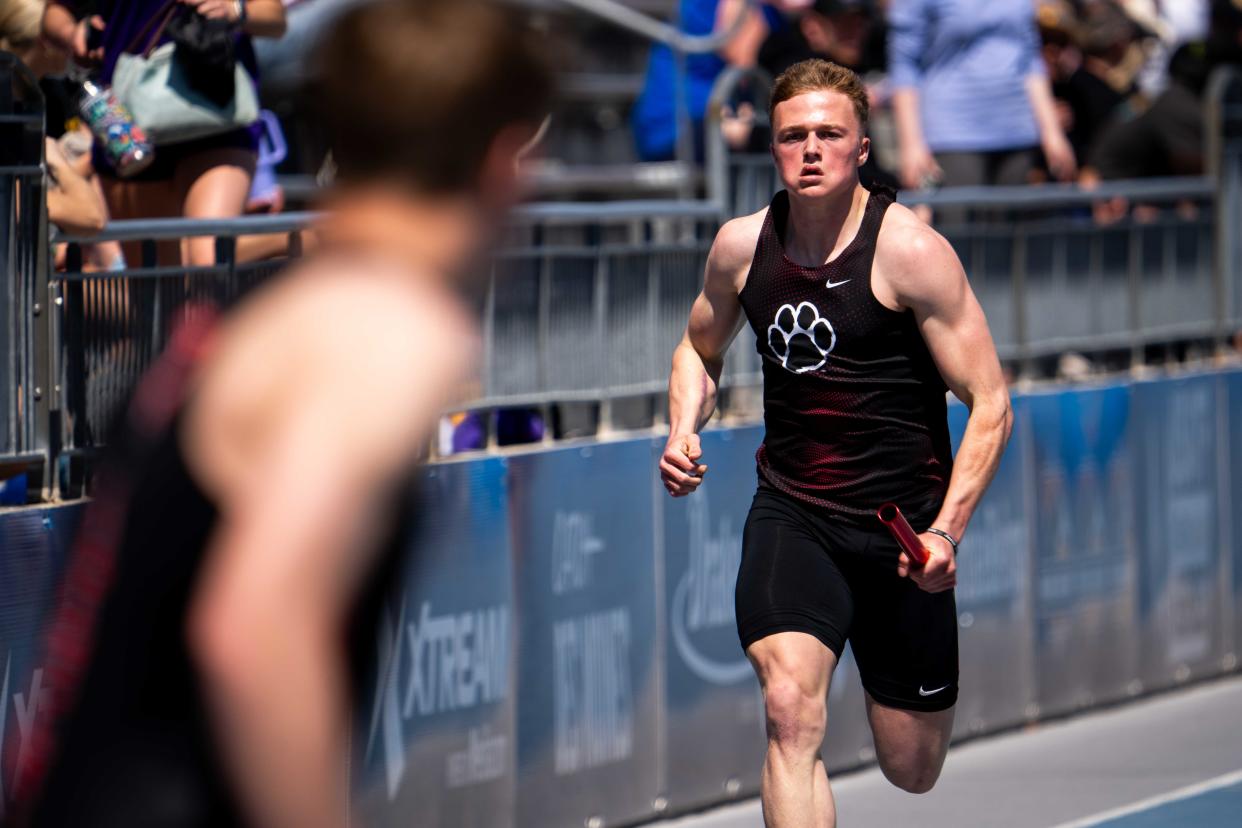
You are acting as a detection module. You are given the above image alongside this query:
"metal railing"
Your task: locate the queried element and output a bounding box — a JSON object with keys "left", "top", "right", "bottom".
{"left": 553, "top": 0, "right": 757, "bottom": 182}
{"left": 705, "top": 64, "right": 773, "bottom": 211}
{"left": 52, "top": 212, "right": 312, "bottom": 481}
{"left": 554, "top": 0, "right": 754, "bottom": 53}
{"left": 48, "top": 169, "right": 1236, "bottom": 464}
{"left": 0, "top": 52, "right": 50, "bottom": 497}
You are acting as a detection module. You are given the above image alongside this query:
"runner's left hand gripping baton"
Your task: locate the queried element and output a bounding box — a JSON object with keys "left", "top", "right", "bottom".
{"left": 877, "top": 503, "right": 929, "bottom": 567}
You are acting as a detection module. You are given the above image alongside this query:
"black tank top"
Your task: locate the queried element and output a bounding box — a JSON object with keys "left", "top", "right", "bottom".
{"left": 738, "top": 187, "right": 953, "bottom": 526}
{"left": 15, "top": 308, "right": 411, "bottom": 826}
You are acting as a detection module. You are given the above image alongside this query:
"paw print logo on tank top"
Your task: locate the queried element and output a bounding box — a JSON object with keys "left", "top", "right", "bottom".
{"left": 767, "top": 301, "right": 836, "bottom": 374}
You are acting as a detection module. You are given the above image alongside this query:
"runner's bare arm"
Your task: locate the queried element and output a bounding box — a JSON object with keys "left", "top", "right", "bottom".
{"left": 186, "top": 288, "right": 472, "bottom": 828}
{"left": 879, "top": 214, "right": 1013, "bottom": 588}
{"left": 662, "top": 214, "right": 757, "bottom": 496}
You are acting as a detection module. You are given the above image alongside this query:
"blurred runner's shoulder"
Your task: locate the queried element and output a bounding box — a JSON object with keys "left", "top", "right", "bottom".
{"left": 182, "top": 255, "right": 478, "bottom": 503}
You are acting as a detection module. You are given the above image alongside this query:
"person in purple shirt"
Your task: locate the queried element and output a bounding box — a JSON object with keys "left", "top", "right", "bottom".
{"left": 42, "top": 0, "right": 286, "bottom": 268}
{"left": 887, "top": 0, "right": 1076, "bottom": 192}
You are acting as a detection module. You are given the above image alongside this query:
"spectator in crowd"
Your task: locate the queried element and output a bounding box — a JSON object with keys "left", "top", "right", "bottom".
{"left": 44, "top": 132, "right": 107, "bottom": 234}
{"left": 1, "top": 0, "right": 61, "bottom": 75}
{"left": 888, "top": 0, "right": 1077, "bottom": 192}
{"left": 0, "top": 0, "right": 108, "bottom": 236}
{"left": 1080, "top": 1, "right": 1242, "bottom": 221}
{"left": 633, "top": 0, "right": 788, "bottom": 162}
{"left": 756, "top": 0, "right": 899, "bottom": 187}
{"left": 1040, "top": 0, "right": 1142, "bottom": 174}
{"left": 42, "top": 0, "right": 287, "bottom": 269}
{"left": 1086, "top": 41, "right": 1210, "bottom": 181}
{"left": 758, "top": 0, "right": 881, "bottom": 77}
{"left": 1120, "top": 0, "right": 1209, "bottom": 99}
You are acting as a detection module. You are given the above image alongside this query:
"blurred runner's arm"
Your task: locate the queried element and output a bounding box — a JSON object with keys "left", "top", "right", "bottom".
{"left": 879, "top": 215, "right": 1013, "bottom": 590}
{"left": 662, "top": 216, "right": 755, "bottom": 496}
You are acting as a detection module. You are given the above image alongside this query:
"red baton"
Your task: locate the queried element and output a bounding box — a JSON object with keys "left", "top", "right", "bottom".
{"left": 877, "top": 503, "right": 929, "bottom": 567}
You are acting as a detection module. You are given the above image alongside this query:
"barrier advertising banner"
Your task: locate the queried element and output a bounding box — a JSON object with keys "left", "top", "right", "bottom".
{"left": 1132, "top": 374, "right": 1230, "bottom": 689}
{"left": 658, "top": 427, "right": 765, "bottom": 811}
{"left": 352, "top": 458, "right": 516, "bottom": 828}
{"left": 0, "top": 504, "right": 83, "bottom": 820}
{"left": 949, "top": 399, "right": 1036, "bottom": 735}
{"left": 509, "top": 441, "right": 662, "bottom": 828}
{"left": 1230, "top": 371, "right": 1242, "bottom": 657}
{"left": 1026, "top": 382, "right": 1140, "bottom": 716}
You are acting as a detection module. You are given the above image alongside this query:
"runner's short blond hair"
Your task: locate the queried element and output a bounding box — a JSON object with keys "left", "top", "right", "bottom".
{"left": 769, "top": 59, "right": 868, "bottom": 132}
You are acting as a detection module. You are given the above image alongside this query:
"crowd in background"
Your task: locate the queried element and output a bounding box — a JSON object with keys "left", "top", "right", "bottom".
{"left": 0, "top": 0, "right": 290, "bottom": 271}
{"left": 636, "top": 0, "right": 1242, "bottom": 190}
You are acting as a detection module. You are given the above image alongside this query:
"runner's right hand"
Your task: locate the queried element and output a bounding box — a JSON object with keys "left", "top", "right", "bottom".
{"left": 660, "top": 433, "right": 707, "bottom": 497}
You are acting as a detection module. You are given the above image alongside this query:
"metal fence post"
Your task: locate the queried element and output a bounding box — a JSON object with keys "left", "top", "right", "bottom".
{"left": 215, "top": 234, "right": 237, "bottom": 303}
{"left": 0, "top": 53, "right": 49, "bottom": 498}
{"left": 30, "top": 176, "right": 51, "bottom": 499}
{"left": 648, "top": 246, "right": 664, "bottom": 429}
{"left": 594, "top": 248, "right": 612, "bottom": 434}
{"left": 61, "top": 244, "right": 85, "bottom": 478}
{"left": 1011, "top": 227, "right": 1030, "bottom": 377}
{"left": 1128, "top": 223, "right": 1144, "bottom": 369}
{"left": 705, "top": 66, "right": 773, "bottom": 213}
{"left": 1206, "top": 67, "right": 1242, "bottom": 350}
{"left": 537, "top": 247, "right": 554, "bottom": 443}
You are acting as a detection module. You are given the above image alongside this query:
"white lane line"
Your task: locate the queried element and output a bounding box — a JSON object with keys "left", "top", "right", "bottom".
{"left": 1047, "top": 768, "right": 1242, "bottom": 828}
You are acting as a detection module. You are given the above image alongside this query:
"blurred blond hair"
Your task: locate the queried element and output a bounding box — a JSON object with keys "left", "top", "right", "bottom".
{"left": 0, "top": 0, "right": 44, "bottom": 52}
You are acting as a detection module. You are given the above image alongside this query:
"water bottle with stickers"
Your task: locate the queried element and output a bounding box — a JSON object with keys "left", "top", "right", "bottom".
{"left": 78, "top": 78, "right": 154, "bottom": 178}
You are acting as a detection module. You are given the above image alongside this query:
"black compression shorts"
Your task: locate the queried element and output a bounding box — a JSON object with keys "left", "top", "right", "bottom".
{"left": 735, "top": 482, "right": 959, "bottom": 712}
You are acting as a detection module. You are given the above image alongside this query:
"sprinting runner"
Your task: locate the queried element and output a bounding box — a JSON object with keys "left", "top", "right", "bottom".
{"left": 12, "top": 2, "right": 551, "bottom": 826}
{"left": 659, "top": 59, "right": 1012, "bottom": 827}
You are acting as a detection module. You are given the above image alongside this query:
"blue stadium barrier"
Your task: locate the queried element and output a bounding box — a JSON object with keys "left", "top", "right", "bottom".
{"left": 1132, "top": 374, "right": 1232, "bottom": 693}
{"left": 658, "top": 427, "right": 766, "bottom": 810}
{"left": 1027, "top": 382, "right": 1142, "bottom": 717}
{"left": 949, "top": 399, "right": 1036, "bottom": 736}
{"left": 0, "top": 504, "right": 82, "bottom": 815}
{"left": 508, "top": 441, "right": 663, "bottom": 828}
{"left": 1231, "top": 371, "right": 1242, "bottom": 660}
{"left": 351, "top": 457, "right": 517, "bottom": 828}
{"left": 1, "top": 367, "right": 1241, "bottom": 825}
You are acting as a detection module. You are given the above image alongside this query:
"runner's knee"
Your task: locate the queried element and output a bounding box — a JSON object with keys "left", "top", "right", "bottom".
{"left": 876, "top": 748, "right": 945, "bottom": 794}
{"left": 886, "top": 763, "right": 940, "bottom": 794}
{"left": 763, "top": 675, "right": 827, "bottom": 755}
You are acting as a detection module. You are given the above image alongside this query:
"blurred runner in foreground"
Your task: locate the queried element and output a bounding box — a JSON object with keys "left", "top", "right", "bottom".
{"left": 660, "top": 59, "right": 1011, "bottom": 828}
{"left": 11, "top": 2, "right": 551, "bottom": 826}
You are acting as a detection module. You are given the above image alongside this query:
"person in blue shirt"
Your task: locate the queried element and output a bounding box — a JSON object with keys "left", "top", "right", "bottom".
{"left": 632, "top": 0, "right": 786, "bottom": 162}
{"left": 887, "top": 0, "right": 1076, "bottom": 190}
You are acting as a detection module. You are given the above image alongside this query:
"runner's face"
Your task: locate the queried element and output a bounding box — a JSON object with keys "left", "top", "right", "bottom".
{"left": 771, "top": 90, "right": 868, "bottom": 198}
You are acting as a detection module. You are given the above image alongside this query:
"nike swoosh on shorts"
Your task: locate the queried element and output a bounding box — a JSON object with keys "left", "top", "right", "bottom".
{"left": 918, "top": 684, "right": 950, "bottom": 697}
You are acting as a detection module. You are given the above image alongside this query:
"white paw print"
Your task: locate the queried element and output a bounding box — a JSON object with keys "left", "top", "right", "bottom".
{"left": 767, "top": 301, "right": 836, "bottom": 374}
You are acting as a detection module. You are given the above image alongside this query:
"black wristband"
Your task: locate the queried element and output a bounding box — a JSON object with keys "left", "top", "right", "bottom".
{"left": 926, "top": 527, "right": 958, "bottom": 553}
